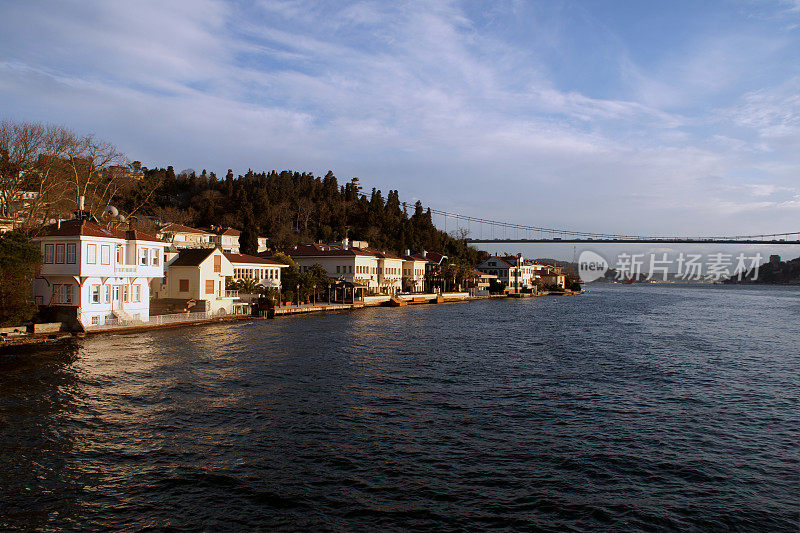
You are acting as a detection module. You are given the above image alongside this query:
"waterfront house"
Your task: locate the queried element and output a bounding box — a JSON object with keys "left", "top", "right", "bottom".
{"left": 31, "top": 217, "right": 164, "bottom": 328}
{"left": 537, "top": 265, "right": 566, "bottom": 289}
{"left": 401, "top": 250, "right": 428, "bottom": 292}
{"left": 403, "top": 250, "right": 448, "bottom": 292}
{"left": 476, "top": 255, "right": 536, "bottom": 292}
{"left": 156, "top": 223, "right": 214, "bottom": 249}
{"left": 158, "top": 248, "right": 240, "bottom": 315}
{"left": 373, "top": 250, "right": 405, "bottom": 295}
{"left": 224, "top": 253, "right": 287, "bottom": 290}
{"left": 289, "top": 239, "right": 378, "bottom": 293}
{"left": 472, "top": 270, "right": 498, "bottom": 291}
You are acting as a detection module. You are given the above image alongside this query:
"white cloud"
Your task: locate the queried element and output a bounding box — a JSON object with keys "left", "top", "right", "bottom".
{"left": 0, "top": 0, "right": 798, "bottom": 237}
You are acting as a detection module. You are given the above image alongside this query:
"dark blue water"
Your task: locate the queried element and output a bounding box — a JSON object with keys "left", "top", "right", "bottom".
{"left": 1, "top": 285, "right": 798, "bottom": 531}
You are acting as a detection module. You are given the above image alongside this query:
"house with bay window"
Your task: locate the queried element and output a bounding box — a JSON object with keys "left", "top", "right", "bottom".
{"left": 32, "top": 217, "right": 165, "bottom": 329}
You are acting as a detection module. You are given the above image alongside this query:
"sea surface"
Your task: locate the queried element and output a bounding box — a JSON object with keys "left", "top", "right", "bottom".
{"left": 1, "top": 284, "right": 798, "bottom": 531}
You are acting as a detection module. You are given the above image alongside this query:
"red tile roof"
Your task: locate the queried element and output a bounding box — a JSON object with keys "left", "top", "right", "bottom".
{"left": 158, "top": 223, "right": 213, "bottom": 235}
{"left": 37, "top": 219, "right": 162, "bottom": 243}
{"left": 224, "top": 253, "right": 287, "bottom": 266}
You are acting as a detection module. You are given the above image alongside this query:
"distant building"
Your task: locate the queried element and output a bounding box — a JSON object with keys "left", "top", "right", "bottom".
{"left": 31, "top": 217, "right": 164, "bottom": 328}
{"left": 476, "top": 255, "right": 525, "bottom": 291}
{"left": 156, "top": 223, "right": 214, "bottom": 249}
{"left": 207, "top": 227, "right": 241, "bottom": 253}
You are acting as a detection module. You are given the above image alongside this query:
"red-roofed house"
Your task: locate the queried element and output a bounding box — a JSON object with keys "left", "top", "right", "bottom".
{"left": 32, "top": 217, "right": 165, "bottom": 329}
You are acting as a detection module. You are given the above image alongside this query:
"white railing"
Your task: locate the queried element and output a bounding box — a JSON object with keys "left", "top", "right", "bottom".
{"left": 219, "top": 290, "right": 239, "bottom": 298}
{"left": 85, "top": 310, "right": 213, "bottom": 330}
{"left": 114, "top": 264, "right": 137, "bottom": 274}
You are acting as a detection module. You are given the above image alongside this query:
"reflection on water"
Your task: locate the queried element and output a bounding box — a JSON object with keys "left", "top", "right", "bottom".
{"left": 1, "top": 285, "right": 799, "bottom": 531}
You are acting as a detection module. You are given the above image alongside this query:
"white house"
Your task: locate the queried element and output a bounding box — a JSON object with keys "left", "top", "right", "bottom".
{"left": 208, "top": 227, "right": 241, "bottom": 253}
{"left": 401, "top": 251, "right": 428, "bottom": 293}
{"left": 224, "top": 253, "right": 287, "bottom": 289}
{"left": 32, "top": 217, "right": 165, "bottom": 329}
{"left": 290, "top": 239, "right": 380, "bottom": 293}
{"left": 156, "top": 223, "right": 214, "bottom": 249}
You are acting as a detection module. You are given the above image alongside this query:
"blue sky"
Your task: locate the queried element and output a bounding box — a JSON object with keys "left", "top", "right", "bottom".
{"left": 1, "top": 0, "right": 799, "bottom": 243}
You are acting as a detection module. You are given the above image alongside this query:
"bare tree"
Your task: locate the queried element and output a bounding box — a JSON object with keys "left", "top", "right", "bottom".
{"left": 0, "top": 120, "right": 128, "bottom": 231}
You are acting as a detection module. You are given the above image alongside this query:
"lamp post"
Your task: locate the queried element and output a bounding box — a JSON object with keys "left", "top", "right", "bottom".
{"left": 296, "top": 283, "right": 300, "bottom": 306}
{"left": 313, "top": 284, "right": 316, "bottom": 305}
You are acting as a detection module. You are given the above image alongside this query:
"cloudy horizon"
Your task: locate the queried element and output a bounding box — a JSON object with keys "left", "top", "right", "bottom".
{"left": 2, "top": 0, "right": 799, "bottom": 243}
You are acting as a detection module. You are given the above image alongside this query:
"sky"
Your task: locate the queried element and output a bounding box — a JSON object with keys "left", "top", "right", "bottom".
{"left": 1, "top": 0, "right": 799, "bottom": 254}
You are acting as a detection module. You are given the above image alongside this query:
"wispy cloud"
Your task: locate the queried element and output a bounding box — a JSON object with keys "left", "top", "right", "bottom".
{"left": 0, "top": 0, "right": 798, "bottom": 235}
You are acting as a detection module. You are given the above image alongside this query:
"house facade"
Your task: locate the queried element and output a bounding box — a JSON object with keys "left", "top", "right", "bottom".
{"left": 224, "top": 253, "right": 287, "bottom": 289}
{"left": 156, "top": 223, "right": 214, "bottom": 249}
{"left": 402, "top": 251, "right": 428, "bottom": 293}
{"left": 476, "top": 255, "right": 536, "bottom": 292}
{"left": 160, "top": 248, "right": 239, "bottom": 315}
{"left": 32, "top": 218, "right": 164, "bottom": 328}
{"left": 208, "top": 227, "right": 241, "bottom": 253}
{"left": 290, "top": 242, "right": 378, "bottom": 293}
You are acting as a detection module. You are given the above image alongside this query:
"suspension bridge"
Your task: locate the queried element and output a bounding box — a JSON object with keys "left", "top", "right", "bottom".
{"left": 426, "top": 207, "right": 800, "bottom": 245}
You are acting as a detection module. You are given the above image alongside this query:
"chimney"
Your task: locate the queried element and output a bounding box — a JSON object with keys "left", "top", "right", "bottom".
{"left": 342, "top": 237, "right": 350, "bottom": 250}
{"left": 422, "top": 250, "right": 427, "bottom": 258}
{"left": 78, "top": 196, "right": 85, "bottom": 211}
{"left": 57, "top": 219, "right": 61, "bottom": 229}
{"left": 404, "top": 249, "right": 410, "bottom": 257}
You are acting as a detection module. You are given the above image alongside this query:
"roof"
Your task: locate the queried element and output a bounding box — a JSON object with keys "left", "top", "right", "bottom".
{"left": 224, "top": 253, "right": 287, "bottom": 266}
{"left": 158, "top": 223, "right": 213, "bottom": 236}
{"left": 203, "top": 226, "right": 241, "bottom": 236}
{"left": 289, "top": 243, "right": 377, "bottom": 258}
{"left": 37, "top": 218, "right": 162, "bottom": 243}
{"left": 482, "top": 255, "right": 515, "bottom": 267}
{"left": 169, "top": 248, "right": 217, "bottom": 267}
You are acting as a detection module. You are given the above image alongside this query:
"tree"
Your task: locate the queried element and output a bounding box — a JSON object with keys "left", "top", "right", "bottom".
{"left": 0, "top": 231, "right": 42, "bottom": 326}
{"left": 239, "top": 216, "right": 259, "bottom": 255}
{"left": 0, "top": 120, "right": 129, "bottom": 231}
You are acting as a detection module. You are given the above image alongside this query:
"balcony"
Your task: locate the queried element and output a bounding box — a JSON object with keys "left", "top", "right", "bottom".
{"left": 218, "top": 290, "right": 239, "bottom": 299}
{"left": 114, "top": 264, "right": 138, "bottom": 274}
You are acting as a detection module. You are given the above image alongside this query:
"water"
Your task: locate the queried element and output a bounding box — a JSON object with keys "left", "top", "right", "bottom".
{"left": 1, "top": 285, "right": 798, "bottom": 531}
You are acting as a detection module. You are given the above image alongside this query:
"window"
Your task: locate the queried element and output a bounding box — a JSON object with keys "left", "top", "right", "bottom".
{"left": 349, "top": 266, "right": 353, "bottom": 274}
{"left": 122, "top": 285, "right": 129, "bottom": 303}
{"left": 133, "top": 284, "right": 141, "bottom": 302}
{"left": 51, "top": 284, "right": 60, "bottom": 302}
{"left": 66, "top": 243, "right": 76, "bottom": 264}
{"left": 336, "top": 265, "right": 340, "bottom": 273}
{"left": 44, "top": 244, "right": 54, "bottom": 264}
{"left": 139, "top": 247, "right": 148, "bottom": 265}
{"left": 179, "top": 279, "right": 189, "bottom": 292}
{"left": 105, "top": 286, "right": 111, "bottom": 303}
{"left": 152, "top": 249, "right": 159, "bottom": 266}
{"left": 206, "top": 280, "right": 215, "bottom": 295}
{"left": 101, "top": 245, "right": 110, "bottom": 265}
{"left": 116, "top": 246, "right": 123, "bottom": 264}
{"left": 213, "top": 255, "right": 221, "bottom": 273}
{"left": 91, "top": 316, "right": 99, "bottom": 325}
{"left": 91, "top": 285, "right": 100, "bottom": 303}
{"left": 64, "top": 284, "right": 73, "bottom": 304}
{"left": 55, "top": 244, "right": 65, "bottom": 264}
{"left": 87, "top": 244, "right": 96, "bottom": 264}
